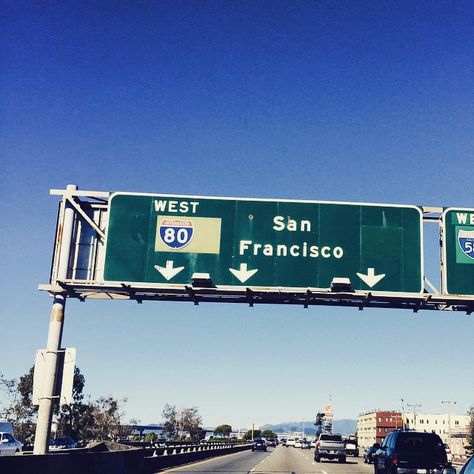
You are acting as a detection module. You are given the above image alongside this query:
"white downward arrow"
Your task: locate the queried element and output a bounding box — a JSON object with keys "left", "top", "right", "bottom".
{"left": 229, "top": 263, "right": 258, "bottom": 283}
{"left": 154, "top": 260, "right": 184, "bottom": 281}
{"left": 356, "top": 268, "right": 386, "bottom": 288}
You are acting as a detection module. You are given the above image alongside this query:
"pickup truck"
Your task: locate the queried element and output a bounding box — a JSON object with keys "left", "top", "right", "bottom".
{"left": 314, "top": 433, "right": 346, "bottom": 463}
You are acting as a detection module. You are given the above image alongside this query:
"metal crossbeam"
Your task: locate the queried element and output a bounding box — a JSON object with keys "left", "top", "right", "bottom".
{"left": 38, "top": 282, "right": 474, "bottom": 314}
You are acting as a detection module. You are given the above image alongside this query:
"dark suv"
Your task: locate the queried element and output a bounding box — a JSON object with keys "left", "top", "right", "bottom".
{"left": 251, "top": 439, "right": 267, "bottom": 452}
{"left": 374, "top": 430, "right": 451, "bottom": 473}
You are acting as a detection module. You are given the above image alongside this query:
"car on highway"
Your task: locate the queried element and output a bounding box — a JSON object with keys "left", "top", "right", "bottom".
{"left": 374, "top": 430, "right": 451, "bottom": 473}
{"left": 265, "top": 438, "right": 277, "bottom": 447}
{"left": 460, "top": 453, "right": 474, "bottom": 474}
{"left": 300, "top": 439, "right": 311, "bottom": 449}
{"left": 363, "top": 443, "right": 380, "bottom": 464}
{"left": 314, "top": 433, "right": 346, "bottom": 463}
{"left": 294, "top": 438, "right": 303, "bottom": 448}
{"left": 251, "top": 439, "right": 267, "bottom": 452}
{"left": 285, "top": 437, "right": 296, "bottom": 447}
{"left": 0, "top": 432, "right": 22, "bottom": 456}
{"left": 344, "top": 435, "right": 359, "bottom": 457}
{"left": 49, "top": 436, "right": 77, "bottom": 450}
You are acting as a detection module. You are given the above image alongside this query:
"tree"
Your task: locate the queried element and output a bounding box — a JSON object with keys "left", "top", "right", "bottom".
{"left": 261, "top": 429, "right": 277, "bottom": 439}
{"left": 88, "top": 395, "right": 128, "bottom": 441}
{"left": 244, "top": 429, "right": 261, "bottom": 440}
{"left": 161, "top": 404, "right": 204, "bottom": 441}
{"left": 178, "top": 406, "right": 202, "bottom": 442}
{"left": 314, "top": 412, "right": 325, "bottom": 438}
{"left": 0, "top": 368, "right": 37, "bottom": 444}
{"left": 196, "top": 427, "right": 207, "bottom": 442}
{"left": 55, "top": 367, "right": 86, "bottom": 439}
{"left": 162, "top": 403, "right": 179, "bottom": 440}
{"left": 144, "top": 432, "right": 157, "bottom": 443}
{"left": 0, "top": 366, "right": 88, "bottom": 444}
{"left": 214, "top": 424, "right": 232, "bottom": 438}
{"left": 1, "top": 367, "right": 129, "bottom": 446}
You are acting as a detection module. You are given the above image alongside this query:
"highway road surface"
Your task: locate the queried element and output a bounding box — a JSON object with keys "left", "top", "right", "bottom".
{"left": 161, "top": 445, "right": 374, "bottom": 473}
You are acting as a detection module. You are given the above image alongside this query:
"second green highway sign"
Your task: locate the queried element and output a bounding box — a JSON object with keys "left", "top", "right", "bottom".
{"left": 442, "top": 208, "right": 474, "bottom": 295}
{"left": 104, "top": 193, "right": 423, "bottom": 293}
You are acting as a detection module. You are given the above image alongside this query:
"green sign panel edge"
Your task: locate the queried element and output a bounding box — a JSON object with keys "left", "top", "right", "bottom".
{"left": 104, "top": 192, "right": 424, "bottom": 294}
{"left": 442, "top": 207, "right": 474, "bottom": 296}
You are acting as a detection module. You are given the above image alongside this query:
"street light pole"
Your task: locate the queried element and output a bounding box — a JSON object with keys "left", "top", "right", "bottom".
{"left": 442, "top": 400, "right": 456, "bottom": 446}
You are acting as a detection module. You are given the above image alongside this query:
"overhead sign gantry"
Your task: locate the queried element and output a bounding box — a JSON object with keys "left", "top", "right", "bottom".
{"left": 38, "top": 186, "right": 474, "bottom": 312}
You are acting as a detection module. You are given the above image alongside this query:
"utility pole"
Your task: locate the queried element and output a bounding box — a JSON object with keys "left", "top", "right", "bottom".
{"left": 407, "top": 403, "right": 422, "bottom": 430}
{"left": 442, "top": 400, "right": 456, "bottom": 446}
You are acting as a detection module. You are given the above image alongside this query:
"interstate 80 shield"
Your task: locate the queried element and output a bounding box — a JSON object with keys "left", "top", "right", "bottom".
{"left": 158, "top": 218, "right": 194, "bottom": 249}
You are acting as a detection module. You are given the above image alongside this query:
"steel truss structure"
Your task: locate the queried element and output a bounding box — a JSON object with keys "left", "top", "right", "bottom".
{"left": 38, "top": 186, "right": 474, "bottom": 314}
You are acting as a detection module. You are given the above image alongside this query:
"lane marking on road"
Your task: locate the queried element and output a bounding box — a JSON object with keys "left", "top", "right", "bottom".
{"left": 248, "top": 451, "right": 272, "bottom": 473}
{"left": 321, "top": 470, "right": 329, "bottom": 474}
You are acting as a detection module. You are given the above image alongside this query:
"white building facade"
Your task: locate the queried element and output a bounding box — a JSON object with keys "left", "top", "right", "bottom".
{"left": 404, "top": 413, "right": 470, "bottom": 455}
{"left": 358, "top": 411, "right": 378, "bottom": 449}
{"left": 358, "top": 411, "right": 471, "bottom": 455}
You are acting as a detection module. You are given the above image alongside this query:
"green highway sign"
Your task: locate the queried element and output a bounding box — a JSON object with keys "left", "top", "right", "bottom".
{"left": 104, "top": 193, "right": 423, "bottom": 293}
{"left": 442, "top": 208, "right": 474, "bottom": 295}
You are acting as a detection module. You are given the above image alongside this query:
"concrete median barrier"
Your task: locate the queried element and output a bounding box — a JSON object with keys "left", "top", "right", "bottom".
{"left": 0, "top": 442, "right": 252, "bottom": 474}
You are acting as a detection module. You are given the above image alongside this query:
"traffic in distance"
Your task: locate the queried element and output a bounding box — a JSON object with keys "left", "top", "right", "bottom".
{"left": 162, "top": 431, "right": 473, "bottom": 474}
{"left": 243, "top": 431, "right": 468, "bottom": 474}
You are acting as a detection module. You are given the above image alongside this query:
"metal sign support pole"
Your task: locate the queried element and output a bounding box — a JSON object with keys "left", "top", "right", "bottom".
{"left": 33, "top": 295, "right": 67, "bottom": 454}
{"left": 33, "top": 184, "right": 76, "bottom": 454}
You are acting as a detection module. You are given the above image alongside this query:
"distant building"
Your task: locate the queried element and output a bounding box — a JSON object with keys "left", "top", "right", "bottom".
{"left": 323, "top": 404, "right": 334, "bottom": 434}
{"left": 404, "top": 413, "right": 470, "bottom": 455}
{"left": 231, "top": 429, "right": 246, "bottom": 440}
{"left": 357, "top": 411, "right": 403, "bottom": 449}
{"left": 358, "top": 411, "right": 471, "bottom": 454}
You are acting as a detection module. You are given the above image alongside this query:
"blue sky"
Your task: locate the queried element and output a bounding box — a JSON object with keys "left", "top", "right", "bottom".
{"left": 1, "top": 1, "right": 473, "bottom": 430}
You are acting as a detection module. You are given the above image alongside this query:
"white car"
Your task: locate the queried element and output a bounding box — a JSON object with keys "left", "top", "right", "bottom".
{"left": 286, "top": 437, "right": 296, "bottom": 447}
{"left": 0, "top": 432, "right": 22, "bottom": 456}
{"left": 294, "top": 439, "right": 303, "bottom": 448}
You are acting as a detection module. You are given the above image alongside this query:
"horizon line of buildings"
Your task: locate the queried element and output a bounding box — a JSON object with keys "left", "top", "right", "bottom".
{"left": 357, "top": 410, "right": 471, "bottom": 455}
